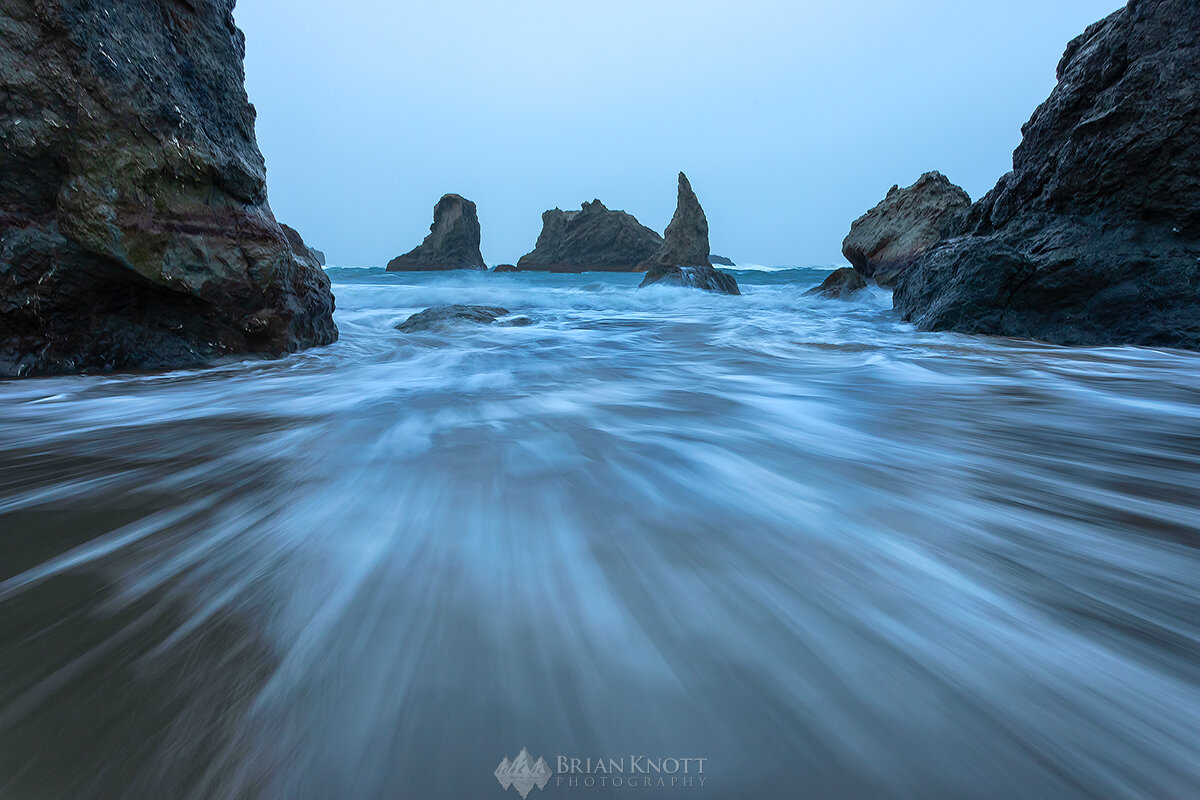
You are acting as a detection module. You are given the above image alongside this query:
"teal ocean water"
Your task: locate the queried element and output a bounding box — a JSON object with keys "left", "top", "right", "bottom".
{"left": 1, "top": 267, "right": 1198, "bottom": 799}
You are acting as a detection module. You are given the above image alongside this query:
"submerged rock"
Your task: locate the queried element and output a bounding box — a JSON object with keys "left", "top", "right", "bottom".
{"left": 0, "top": 0, "right": 337, "bottom": 378}
{"left": 637, "top": 173, "right": 739, "bottom": 295}
{"left": 710, "top": 254, "right": 736, "bottom": 267}
{"left": 396, "top": 305, "right": 520, "bottom": 332}
{"left": 492, "top": 264, "right": 519, "bottom": 273}
{"left": 639, "top": 266, "right": 741, "bottom": 295}
{"left": 842, "top": 172, "right": 971, "bottom": 287}
{"left": 516, "top": 199, "right": 663, "bottom": 272}
{"left": 807, "top": 268, "right": 868, "bottom": 299}
{"left": 895, "top": 0, "right": 1200, "bottom": 350}
{"left": 387, "top": 195, "right": 487, "bottom": 271}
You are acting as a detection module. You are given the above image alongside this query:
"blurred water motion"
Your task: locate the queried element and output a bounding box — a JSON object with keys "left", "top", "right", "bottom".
{"left": 1, "top": 267, "right": 1198, "bottom": 799}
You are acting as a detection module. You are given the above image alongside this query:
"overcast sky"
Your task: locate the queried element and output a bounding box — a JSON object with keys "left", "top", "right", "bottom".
{"left": 235, "top": 0, "right": 1121, "bottom": 268}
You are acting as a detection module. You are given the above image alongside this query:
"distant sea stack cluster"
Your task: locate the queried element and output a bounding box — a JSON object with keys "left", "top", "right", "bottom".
{"left": 0, "top": 0, "right": 337, "bottom": 378}
{"left": 845, "top": 0, "right": 1199, "bottom": 351}
{"left": 387, "top": 173, "right": 739, "bottom": 289}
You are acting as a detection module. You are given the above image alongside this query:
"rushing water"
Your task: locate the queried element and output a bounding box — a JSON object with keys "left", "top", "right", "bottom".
{"left": 1, "top": 267, "right": 1198, "bottom": 800}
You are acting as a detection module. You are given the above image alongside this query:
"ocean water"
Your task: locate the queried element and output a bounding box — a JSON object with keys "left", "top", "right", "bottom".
{"left": 1, "top": 267, "right": 1198, "bottom": 799}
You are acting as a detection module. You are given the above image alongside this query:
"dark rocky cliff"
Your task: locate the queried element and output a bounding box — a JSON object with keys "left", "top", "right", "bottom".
{"left": 894, "top": 0, "right": 1200, "bottom": 350}
{"left": 0, "top": 0, "right": 337, "bottom": 377}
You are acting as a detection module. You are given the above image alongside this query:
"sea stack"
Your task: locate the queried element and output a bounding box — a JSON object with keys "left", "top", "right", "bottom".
{"left": 638, "top": 173, "right": 739, "bottom": 295}
{"left": 842, "top": 172, "right": 971, "bottom": 287}
{"left": 894, "top": 0, "right": 1200, "bottom": 350}
{"left": 0, "top": 0, "right": 337, "bottom": 378}
{"left": 515, "top": 200, "right": 663, "bottom": 272}
{"left": 387, "top": 194, "right": 487, "bottom": 271}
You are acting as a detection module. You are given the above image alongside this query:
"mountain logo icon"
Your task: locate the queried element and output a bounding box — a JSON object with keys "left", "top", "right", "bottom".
{"left": 494, "top": 747, "right": 553, "bottom": 799}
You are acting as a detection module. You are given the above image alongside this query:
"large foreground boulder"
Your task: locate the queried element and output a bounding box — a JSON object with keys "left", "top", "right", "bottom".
{"left": 894, "top": 0, "right": 1200, "bottom": 350}
{"left": 842, "top": 172, "right": 971, "bottom": 287}
{"left": 515, "top": 200, "right": 663, "bottom": 272}
{"left": 387, "top": 194, "right": 486, "bottom": 271}
{"left": 638, "top": 173, "right": 739, "bottom": 295}
{"left": 0, "top": 0, "right": 337, "bottom": 377}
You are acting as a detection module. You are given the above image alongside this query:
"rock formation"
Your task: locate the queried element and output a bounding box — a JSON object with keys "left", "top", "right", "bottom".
{"left": 842, "top": 172, "right": 971, "bottom": 287}
{"left": 640, "top": 266, "right": 741, "bottom": 295}
{"left": 638, "top": 173, "right": 714, "bottom": 273}
{"left": 492, "top": 264, "right": 519, "bottom": 273}
{"left": 894, "top": 0, "right": 1200, "bottom": 350}
{"left": 638, "top": 173, "right": 739, "bottom": 294}
{"left": 0, "top": 0, "right": 337, "bottom": 377}
{"left": 807, "top": 268, "right": 868, "bottom": 299}
{"left": 387, "top": 195, "right": 486, "bottom": 271}
{"left": 396, "top": 305, "right": 530, "bottom": 332}
{"left": 281, "top": 224, "right": 325, "bottom": 266}
{"left": 710, "top": 254, "right": 736, "bottom": 267}
{"left": 515, "top": 200, "right": 663, "bottom": 272}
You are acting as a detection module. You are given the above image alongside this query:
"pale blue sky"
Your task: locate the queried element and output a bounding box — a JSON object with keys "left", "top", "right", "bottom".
{"left": 235, "top": 0, "right": 1121, "bottom": 267}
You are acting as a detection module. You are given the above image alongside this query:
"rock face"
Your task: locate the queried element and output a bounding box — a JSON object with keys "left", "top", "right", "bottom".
{"left": 280, "top": 224, "right": 325, "bottom": 266}
{"left": 807, "top": 268, "right": 868, "bottom": 299}
{"left": 895, "top": 0, "right": 1200, "bottom": 350}
{"left": 637, "top": 172, "right": 714, "bottom": 273}
{"left": 516, "top": 200, "right": 663, "bottom": 272}
{"left": 842, "top": 172, "right": 971, "bottom": 287}
{"left": 637, "top": 172, "right": 739, "bottom": 294}
{"left": 0, "top": 0, "right": 337, "bottom": 377}
{"left": 396, "top": 305, "right": 528, "bottom": 332}
{"left": 387, "top": 195, "right": 486, "bottom": 271}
